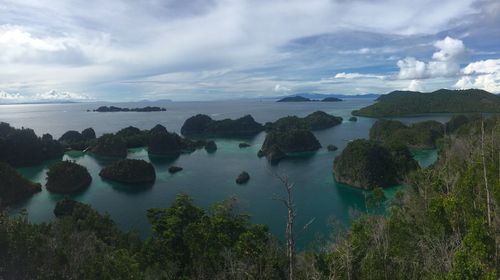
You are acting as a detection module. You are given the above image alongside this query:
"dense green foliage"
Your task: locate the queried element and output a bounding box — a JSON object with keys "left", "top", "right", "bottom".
{"left": 352, "top": 89, "right": 500, "bottom": 117}
{"left": 316, "top": 115, "right": 500, "bottom": 279}
{"left": 370, "top": 119, "right": 444, "bottom": 148}
{"left": 181, "top": 114, "right": 264, "bottom": 137}
{"left": 99, "top": 159, "right": 156, "bottom": 184}
{"left": 265, "top": 111, "right": 343, "bottom": 131}
{"left": 259, "top": 129, "right": 321, "bottom": 163}
{"left": 333, "top": 139, "right": 419, "bottom": 189}
{"left": 46, "top": 160, "right": 92, "bottom": 194}
{"left": 0, "top": 122, "right": 63, "bottom": 167}
{"left": 91, "top": 133, "right": 128, "bottom": 158}
{"left": 0, "top": 195, "right": 286, "bottom": 279}
{"left": 116, "top": 126, "right": 149, "bottom": 148}
{"left": 59, "top": 128, "right": 96, "bottom": 150}
{"left": 148, "top": 124, "right": 205, "bottom": 156}
{"left": 0, "top": 162, "right": 41, "bottom": 208}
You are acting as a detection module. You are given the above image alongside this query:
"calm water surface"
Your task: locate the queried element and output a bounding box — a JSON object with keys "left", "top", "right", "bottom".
{"left": 2, "top": 99, "right": 445, "bottom": 249}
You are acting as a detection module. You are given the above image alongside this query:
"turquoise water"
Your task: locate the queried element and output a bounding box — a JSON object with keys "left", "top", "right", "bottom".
{"left": 5, "top": 99, "right": 442, "bottom": 249}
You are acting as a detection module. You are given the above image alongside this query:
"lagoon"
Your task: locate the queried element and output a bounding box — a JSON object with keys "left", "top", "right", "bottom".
{"left": 3, "top": 99, "right": 444, "bottom": 249}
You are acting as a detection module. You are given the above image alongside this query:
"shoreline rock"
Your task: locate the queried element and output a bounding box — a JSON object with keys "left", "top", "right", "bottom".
{"left": 205, "top": 140, "right": 217, "bottom": 153}
{"left": 168, "top": 166, "right": 183, "bottom": 174}
{"left": 239, "top": 142, "right": 251, "bottom": 148}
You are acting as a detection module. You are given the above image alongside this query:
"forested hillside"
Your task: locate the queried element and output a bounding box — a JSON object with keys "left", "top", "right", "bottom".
{"left": 352, "top": 89, "right": 500, "bottom": 117}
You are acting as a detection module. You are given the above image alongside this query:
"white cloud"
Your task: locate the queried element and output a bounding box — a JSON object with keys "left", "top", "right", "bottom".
{"left": 0, "top": 90, "right": 25, "bottom": 101}
{"left": 397, "top": 37, "right": 467, "bottom": 79}
{"left": 274, "top": 84, "right": 291, "bottom": 93}
{"left": 406, "top": 80, "right": 423, "bottom": 91}
{"left": 462, "top": 58, "right": 500, "bottom": 74}
{"left": 334, "top": 72, "right": 385, "bottom": 79}
{"left": 455, "top": 59, "right": 500, "bottom": 92}
{"left": 34, "top": 90, "right": 90, "bottom": 101}
{"left": 397, "top": 58, "right": 427, "bottom": 79}
{"left": 0, "top": 0, "right": 484, "bottom": 100}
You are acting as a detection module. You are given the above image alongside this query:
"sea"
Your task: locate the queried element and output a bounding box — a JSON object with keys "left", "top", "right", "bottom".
{"left": 0, "top": 99, "right": 448, "bottom": 249}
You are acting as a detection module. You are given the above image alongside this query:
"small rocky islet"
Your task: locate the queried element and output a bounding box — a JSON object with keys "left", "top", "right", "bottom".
{"left": 258, "top": 129, "right": 321, "bottom": 164}
{"left": 333, "top": 139, "right": 419, "bottom": 190}
{"left": 46, "top": 161, "right": 92, "bottom": 194}
{"left": 236, "top": 171, "right": 250, "bottom": 184}
{"left": 168, "top": 166, "right": 183, "bottom": 174}
{"left": 99, "top": 159, "right": 156, "bottom": 184}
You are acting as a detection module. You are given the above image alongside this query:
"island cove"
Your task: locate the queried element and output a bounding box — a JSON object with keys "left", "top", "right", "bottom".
{"left": 1, "top": 89, "right": 495, "bottom": 249}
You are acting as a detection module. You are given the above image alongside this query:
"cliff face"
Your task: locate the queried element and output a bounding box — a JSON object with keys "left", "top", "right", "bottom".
{"left": 333, "top": 139, "right": 418, "bottom": 189}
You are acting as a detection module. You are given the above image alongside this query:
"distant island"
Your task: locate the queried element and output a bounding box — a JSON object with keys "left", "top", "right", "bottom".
{"left": 93, "top": 106, "right": 166, "bottom": 112}
{"left": 321, "top": 97, "right": 343, "bottom": 102}
{"left": 352, "top": 89, "right": 500, "bottom": 117}
{"left": 277, "top": 96, "right": 311, "bottom": 102}
{"left": 277, "top": 96, "right": 342, "bottom": 102}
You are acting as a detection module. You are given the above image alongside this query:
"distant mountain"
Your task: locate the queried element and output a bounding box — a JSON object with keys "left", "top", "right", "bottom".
{"left": 274, "top": 93, "right": 379, "bottom": 100}
{"left": 352, "top": 89, "right": 500, "bottom": 117}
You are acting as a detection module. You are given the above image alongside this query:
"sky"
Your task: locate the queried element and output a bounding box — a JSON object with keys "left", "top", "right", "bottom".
{"left": 0, "top": 0, "right": 499, "bottom": 102}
